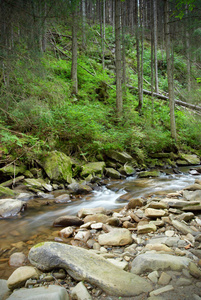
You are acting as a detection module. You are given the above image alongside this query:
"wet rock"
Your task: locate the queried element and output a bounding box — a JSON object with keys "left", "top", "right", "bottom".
{"left": 105, "top": 168, "right": 121, "bottom": 179}
{"left": 127, "top": 198, "right": 144, "bottom": 209}
{"left": 7, "top": 286, "right": 69, "bottom": 300}
{"left": 0, "top": 199, "right": 26, "bottom": 218}
{"left": 17, "top": 193, "right": 34, "bottom": 201}
{"left": 137, "top": 223, "right": 157, "bottom": 234}
{"left": 83, "top": 214, "right": 109, "bottom": 224}
{"left": 9, "top": 252, "right": 28, "bottom": 267}
{"left": 138, "top": 170, "right": 160, "bottom": 178}
{"left": 53, "top": 216, "right": 83, "bottom": 227}
{"left": 145, "top": 208, "right": 167, "bottom": 218}
{"left": 7, "top": 266, "right": 39, "bottom": 290}
{"left": 29, "top": 242, "right": 152, "bottom": 297}
{"left": 68, "top": 182, "right": 92, "bottom": 194}
{"left": 131, "top": 253, "right": 200, "bottom": 275}
{"left": 54, "top": 194, "right": 70, "bottom": 203}
{"left": 78, "top": 207, "right": 106, "bottom": 218}
{"left": 0, "top": 164, "right": 26, "bottom": 178}
{"left": 98, "top": 228, "right": 132, "bottom": 246}
{"left": 184, "top": 184, "right": 201, "bottom": 191}
{"left": 59, "top": 227, "right": 74, "bottom": 238}
{"left": 81, "top": 162, "right": 105, "bottom": 178}
{"left": 71, "top": 281, "right": 92, "bottom": 300}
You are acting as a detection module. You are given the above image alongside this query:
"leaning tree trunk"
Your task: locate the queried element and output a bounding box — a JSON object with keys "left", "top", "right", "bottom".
{"left": 164, "top": 0, "right": 177, "bottom": 141}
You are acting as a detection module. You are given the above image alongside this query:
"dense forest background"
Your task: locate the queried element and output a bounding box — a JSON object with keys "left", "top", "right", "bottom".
{"left": 0, "top": 0, "right": 201, "bottom": 167}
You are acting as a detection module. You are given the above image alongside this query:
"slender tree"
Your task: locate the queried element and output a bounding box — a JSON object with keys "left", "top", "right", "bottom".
{"left": 115, "top": 0, "right": 122, "bottom": 117}
{"left": 71, "top": 8, "right": 78, "bottom": 95}
{"left": 164, "top": 0, "right": 177, "bottom": 141}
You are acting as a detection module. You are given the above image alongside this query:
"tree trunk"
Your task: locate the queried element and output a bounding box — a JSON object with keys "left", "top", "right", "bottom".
{"left": 122, "top": 1, "right": 126, "bottom": 98}
{"left": 164, "top": 0, "right": 177, "bottom": 141}
{"left": 71, "top": 11, "right": 78, "bottom": 95}
{"left": 153, "top": 0, "right": 158, "bottom": 93}
{"left": 82, "top": 0, "right": 86, "bottom": 49}
{"left": 115, "top": 0, "right": 122, "bottom": 117}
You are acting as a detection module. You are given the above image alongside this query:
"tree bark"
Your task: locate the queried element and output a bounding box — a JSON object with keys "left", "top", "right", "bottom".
{"left": 153, "top": 0, "right": 158, "bottom": 93}
{"left": 71, "top": 10, "right": 78, "bottom": 95}
{"left": 115, "top": 0, "right": 122, "bottom": 117}
{"left": 164, "top": 0, "right": 177, "bottom": 141}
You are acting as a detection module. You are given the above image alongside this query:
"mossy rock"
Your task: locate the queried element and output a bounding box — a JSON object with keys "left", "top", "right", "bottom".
{"left": 0, "top": 186, "right": 15, "bottom": 198}
{"left": 39, "top": 151, "right": 72, "bottom": 183}
{"left": 105, "top": 150, "right": 133, "bottom": 164}
{"left": 149, "top": 153, "right": 172, "bottom": 159}
{"left": 178, "top": 154, "right": 200, "bottom": 165}
{"left": 105, "top": 168, "right": 121, "bottom": 179}
{"left": 119, "top": 165, "right": 136, "bottom": 176}
{"left": 0, "top": 164, "right": 27, "bottom": 178}
{"left": 81, "top": 162, "right": 106, "bottom": 178}
{"left": 138, "top": 170, "right": 160, "bottom": 178}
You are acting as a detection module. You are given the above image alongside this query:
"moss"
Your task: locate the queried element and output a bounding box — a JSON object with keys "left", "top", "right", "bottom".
{"left": 33, "top": 242, "right": 46, "bottom": 249}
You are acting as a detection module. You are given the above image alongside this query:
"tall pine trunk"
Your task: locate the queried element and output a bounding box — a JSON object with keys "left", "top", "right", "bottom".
{"left": 71, "top": 10, "right": 78, "bottom": 95}
{"left": 164, "top": 0, "right": 176, "bottom": 141}
{"left": 115, "top": 0, "right": 122, "bottom": 117}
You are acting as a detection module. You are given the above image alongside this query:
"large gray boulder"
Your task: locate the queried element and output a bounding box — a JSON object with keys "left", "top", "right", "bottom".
{"left": 38, "top": 151, "right": 72, "bottom": 183}
{"left": 0, "top": 199, "right": 26, "bottom": 218}
{"left": 29, "top": 242, "right": 152, "bottom": 297}
{"left": 7, "top": 286, "right": 69, "bottom": 300}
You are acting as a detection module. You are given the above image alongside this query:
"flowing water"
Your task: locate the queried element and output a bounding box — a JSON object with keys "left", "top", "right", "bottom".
{"left": 0, "top": 166, "right": 201, "bottom": 279}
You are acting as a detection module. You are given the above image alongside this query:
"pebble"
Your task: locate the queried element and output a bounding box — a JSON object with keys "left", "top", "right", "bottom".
{"left": 149, "top": 285, "right": 174, "bottom": 297}
{"left": 158, "top": 272, "right": 172, "bottom": 285}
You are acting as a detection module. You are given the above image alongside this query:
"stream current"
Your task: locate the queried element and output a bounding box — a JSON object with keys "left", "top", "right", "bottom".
{"left": 0, "top": 166, "right": 201, "bottom": 279}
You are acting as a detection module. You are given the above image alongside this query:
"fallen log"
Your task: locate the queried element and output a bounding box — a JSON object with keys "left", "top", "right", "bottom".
{"left": 127, "top": 84, "right": 201, "bottom": 112}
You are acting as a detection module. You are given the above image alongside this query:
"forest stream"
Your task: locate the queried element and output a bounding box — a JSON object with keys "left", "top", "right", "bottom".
{"left": 0, "top": 166, "right": 201, "bottom": 279}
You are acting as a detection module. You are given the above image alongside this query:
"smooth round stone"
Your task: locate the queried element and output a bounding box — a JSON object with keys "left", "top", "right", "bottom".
{"left": 9, "top": 252, "right": 28, "bottom": 267}
{"left": 165, "top": 230, "right": 175, "bottom": 237}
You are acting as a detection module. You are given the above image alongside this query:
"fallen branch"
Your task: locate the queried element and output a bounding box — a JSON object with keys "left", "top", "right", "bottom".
{"left": 127, "top": 84, "right": 201, "bottom": 112}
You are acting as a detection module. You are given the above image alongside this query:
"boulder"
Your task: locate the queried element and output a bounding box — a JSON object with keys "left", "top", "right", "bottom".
{"left": 7, "top": 266, "right": 39, "bottom": 290}
{"left": 39, "top": 151, "right": 72, "bottom": 183}
{"left": 24, "top": 178, "right": 49, "bottom": 191}
{"left": 98, "top": 228, "right": 132, "bottom": 246}
{"left": 54, "top": 194, "right": 71, "bottom": 203}
{"left": 68, "top": 182, "right": 92, "bottom": 194}
{"left": 131, "top": 253, "right": 201, "bottom": 276}
{"left": 119, "top": 165, "right": 136, "bottom": 176}
{"left": 7, "top": 286, "right": 69, "bottom": 300}
{"left": 0, "top": 199, "right": 26, "bottom": 218}
{"left": 138, "top": 171, "right": 160, "bottom": 178}
{"left": 105, "top": 150, "right": 133, "bottom": 164}
{"left": 0, "top": 279, "right": 10, "bottom": 300}
{"left": 172, "top": 219, "right": 196, "bottom": 235}
{"left": 104, "top": 168, "right": 121, "bottom": 179}
{"left": 127, "top": 198, "right": 144, "bottom": 209}
{"left": 29, "top": 242, "right": 152, "bottom": 297}
{"left": 53, "top": 216, "right": 83, "bottom": 227}
{"left": 180, "top": 154, "right": 200, "bottom": 165}
{"left": 0, "top": 164, "right": 26, "bottom": 178}
{"left": 81, "top": 162, "right": 105, "bottom": 178}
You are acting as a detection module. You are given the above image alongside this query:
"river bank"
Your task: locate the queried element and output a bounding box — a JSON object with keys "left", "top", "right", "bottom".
{"left": 0, "top": 164, "right": 201, "bottom": 299}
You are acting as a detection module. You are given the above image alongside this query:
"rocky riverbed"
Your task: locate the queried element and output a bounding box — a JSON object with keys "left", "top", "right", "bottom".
{"left": 1, "top": 177, "right": 201, "bottom": 300}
